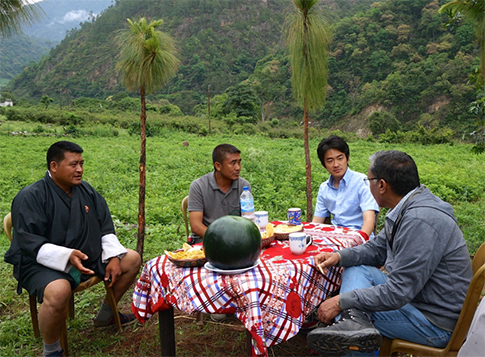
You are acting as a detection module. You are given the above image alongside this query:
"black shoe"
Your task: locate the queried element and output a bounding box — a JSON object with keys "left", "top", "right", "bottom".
{"left": 299, "top": 308, "right": 330, "bottom": 335}
{"left": 307, "top": 309, "right": 382, "bottom": 356}
{"left": 45, "top": 349, "right": 64, "bottom": 357}
{"left": 94, "top": 312, "right": 136, "bottom": 327}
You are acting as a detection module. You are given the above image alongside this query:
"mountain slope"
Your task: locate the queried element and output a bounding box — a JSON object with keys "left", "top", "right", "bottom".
{"left": 5, "top": 0, "right": 481, "bottom": 134}
{"left": 0, "top": 35, "right": 48, "bottom": 81}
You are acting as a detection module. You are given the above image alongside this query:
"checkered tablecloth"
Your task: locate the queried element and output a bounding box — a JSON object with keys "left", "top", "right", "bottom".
{"left": 132, "top": 223, "right": 365, "bottom": 356}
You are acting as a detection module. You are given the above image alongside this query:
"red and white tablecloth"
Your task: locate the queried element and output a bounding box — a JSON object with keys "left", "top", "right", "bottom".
{"left": 132, "top": 223, "right": 365, "bottom": 356}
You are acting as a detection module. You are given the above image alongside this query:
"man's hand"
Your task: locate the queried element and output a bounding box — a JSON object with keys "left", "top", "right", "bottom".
{"left": 314, "top": 252, "right": 340, "bottom": 274}
{"left": 104, "top": 257, "right": 122, "bottom": 288}
{"left": 69, "top": 250, "right": 95, "bottom": 275}
{"left": 318, "top": 295, "right": 342, "bottom": 324}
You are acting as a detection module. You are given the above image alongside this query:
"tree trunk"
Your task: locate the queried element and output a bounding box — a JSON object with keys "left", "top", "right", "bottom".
{"left": 208, "top": 84, "right": 211, "bottom": 135}
{"left": 137, "top": 85, "right": 146, "bottom": 260}
{"left": 304, "top": 103, "right": 313, "bottom": 222}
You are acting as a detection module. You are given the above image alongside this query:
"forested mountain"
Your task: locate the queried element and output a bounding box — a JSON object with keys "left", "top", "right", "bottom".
{"left": 0, "top": 35, "right": 48, "bottom": 81}
{"left": 4, "top": 0, "right": 482, "bottom": 135}
{"left": 0, "top": 0, "right": 112, "bottom": 87}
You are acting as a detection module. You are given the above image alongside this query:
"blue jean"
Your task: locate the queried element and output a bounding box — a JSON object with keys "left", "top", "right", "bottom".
{"left": 339, "top": 265, "right": 452, "bottom": 357}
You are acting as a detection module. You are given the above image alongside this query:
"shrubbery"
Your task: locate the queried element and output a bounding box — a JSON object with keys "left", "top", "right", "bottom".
{"left": 0, "top": 104, "right": 479, "bottom": 146}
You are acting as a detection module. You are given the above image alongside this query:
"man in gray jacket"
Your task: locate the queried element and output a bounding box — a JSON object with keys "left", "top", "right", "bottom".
{"left": 307, "top": 150, "right": 472, "bottom": 356}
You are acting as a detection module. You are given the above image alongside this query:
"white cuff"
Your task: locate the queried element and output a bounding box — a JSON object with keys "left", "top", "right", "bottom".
{"left": 101, "top": 233, "right": 127, "bottom": 263}
{"left": 37, "top": 243, "right": 74, "bottom": 273}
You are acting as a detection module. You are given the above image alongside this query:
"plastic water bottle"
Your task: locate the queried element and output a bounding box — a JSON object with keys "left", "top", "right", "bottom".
{"left": 240, "top": 186, "right": 255, "bottom": 221}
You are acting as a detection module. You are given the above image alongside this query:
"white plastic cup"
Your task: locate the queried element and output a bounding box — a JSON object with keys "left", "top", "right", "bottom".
{"left": 254, "top": 211, "right": 269, "bottom": 229}
{"left": 289, "top": 232, "right": 312, "bottom": 255}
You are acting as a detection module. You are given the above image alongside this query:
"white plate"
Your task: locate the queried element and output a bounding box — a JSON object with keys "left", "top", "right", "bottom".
{"left": 204, "top": 260, "right": 260, "bottom": 275}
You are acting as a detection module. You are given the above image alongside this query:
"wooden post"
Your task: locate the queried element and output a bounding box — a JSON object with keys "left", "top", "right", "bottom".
{"left": 138, "top": 85, "right": 146, "bottom": 261}
{"left": 67, "top": 88, "right": 70, "bottom": 111}
{"left": 208, "top": 84, "right": 211, "bottom": 135}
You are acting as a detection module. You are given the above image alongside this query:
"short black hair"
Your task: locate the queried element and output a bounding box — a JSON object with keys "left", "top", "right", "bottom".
{"left": 369, "top": 150, "right": 420, "bottom": 196}
{"left": 317, "top": 135, "right": 350, "bottom": 167}
{"left": 212, "top": 144, "right": 241, "bottom": 168}
{"left": 46, "top": 141, "right": 83, "bottom": 170}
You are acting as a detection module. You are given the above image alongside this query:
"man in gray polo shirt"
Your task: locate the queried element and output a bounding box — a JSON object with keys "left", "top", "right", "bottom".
{"left": 187, "top": 143, "right": 251, "bottom": 245}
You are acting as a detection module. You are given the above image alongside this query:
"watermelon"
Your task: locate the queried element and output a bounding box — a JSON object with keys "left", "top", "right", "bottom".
{"left": 203, "top": 215, "right": 262, "bottom": 270}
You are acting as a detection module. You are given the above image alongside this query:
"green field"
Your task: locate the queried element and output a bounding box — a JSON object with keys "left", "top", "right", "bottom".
{"left": 2, "top": 132, "right": 484, "bottom": 256}
{"left": 1, "top": 132, "right": 485, "bottom": 355}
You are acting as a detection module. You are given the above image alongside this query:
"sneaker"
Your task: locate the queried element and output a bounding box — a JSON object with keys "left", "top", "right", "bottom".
{"left": 307, "top": 309, "right": 382, "bottom": 356}
{"left": 45, "top": 349, "right": 64, "bottom": 357}
{"left": 94, "top": 312, "right": 137, "bottom": 327}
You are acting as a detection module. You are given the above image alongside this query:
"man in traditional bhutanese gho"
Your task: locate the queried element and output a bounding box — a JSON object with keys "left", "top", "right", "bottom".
{"left": 4, "top": 141, "right": 141, "bottom": 357}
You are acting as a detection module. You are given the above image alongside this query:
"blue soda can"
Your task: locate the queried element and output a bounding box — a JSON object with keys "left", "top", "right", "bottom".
{"left": 288, "top": 208, "right": 302, "bottom": 225}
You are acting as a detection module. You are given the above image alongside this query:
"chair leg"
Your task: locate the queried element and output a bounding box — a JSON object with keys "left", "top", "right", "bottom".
{"left": 379, "top": 336, "right": 392, "bottom": 356}
{"left": 60, "top": 319, "right": 69, "bottom": 356}
{"left": 29, "top": 295, "right": 41, "bottom": 338}
{"left": 68, "top": 294, "right": 75, "bottom": 320}
{"left": 103, "top": 281, "right": 121, "bottom": 331}
{"left": 196, "top": 311, "right": 204, "bottom": 326}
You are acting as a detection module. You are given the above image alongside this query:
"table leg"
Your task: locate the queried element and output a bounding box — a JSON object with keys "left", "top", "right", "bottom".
{"left": 159, "top": 307, "right": 176, "bottom": 357}
{"left": 245, "top": 330, "right": 253, "bottom": 357}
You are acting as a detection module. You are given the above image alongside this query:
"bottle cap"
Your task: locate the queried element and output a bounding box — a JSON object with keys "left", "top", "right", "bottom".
{"left": 243, "top": 186, "right": 249, "bottom": 191}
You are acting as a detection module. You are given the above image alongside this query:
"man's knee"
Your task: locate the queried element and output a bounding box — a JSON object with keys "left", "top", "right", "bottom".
{"left": 42, "top": 279, "right": 72, "bottom": 310}
{"left": 121, "top": 249, "right": 141, "bottom": 276}
{"left": 342, "top": 265, "right": 370, "bottom": 279}
{"left": 341, "top": 265, "right": 386, "bottom": 291}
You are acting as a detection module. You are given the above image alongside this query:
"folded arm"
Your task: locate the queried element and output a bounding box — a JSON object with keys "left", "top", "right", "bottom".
{"left": 189, "top": 211, "right": 207, "bottom": 238}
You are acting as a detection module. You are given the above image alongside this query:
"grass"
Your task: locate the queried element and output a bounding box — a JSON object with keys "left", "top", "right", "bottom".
{"left": 1, "top": 129, "right": 485, "bottom": 356}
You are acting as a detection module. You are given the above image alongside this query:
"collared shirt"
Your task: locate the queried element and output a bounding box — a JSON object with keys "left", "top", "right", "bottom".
{"left": 188, "top": 171, "right": 251, "bottom": 232}
{"left": 314, "top": 168, "right": 379, "bottom": 230}
{"left": 384, "top": 187, "right": 418, "bottom": 234}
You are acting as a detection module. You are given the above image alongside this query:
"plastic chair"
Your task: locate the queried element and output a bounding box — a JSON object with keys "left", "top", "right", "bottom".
{"left": 3, "top": 212, "right": 121, "bottom": 356}
{"left": 379, "top": 242, "right": 485, "bottom": 357}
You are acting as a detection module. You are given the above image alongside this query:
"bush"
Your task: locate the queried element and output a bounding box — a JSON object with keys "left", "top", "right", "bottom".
{"left": 369, "top": 111, "right": 401, "bottom": 136}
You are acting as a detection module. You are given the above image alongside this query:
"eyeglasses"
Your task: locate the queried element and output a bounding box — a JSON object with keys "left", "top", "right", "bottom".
{"left": 363, "top": 177, "right": 381, "bottom": 183}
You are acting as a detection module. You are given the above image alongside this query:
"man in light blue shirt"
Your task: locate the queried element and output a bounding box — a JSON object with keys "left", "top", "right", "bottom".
{"left": 313, "top": 136, "right": 379, "bottom": 240}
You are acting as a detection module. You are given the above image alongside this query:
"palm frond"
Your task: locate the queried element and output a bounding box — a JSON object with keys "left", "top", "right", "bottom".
{"left": 440, "top": 0, "right": 485, "bottom": 82}
{"left": 116, "top": 17, "right": 180, "bottom": 93}
{"left": 285, "top": 0, "right": 332, "bottom": 112}
{"left": 0, "top": 0, "right": 44, "bottom": 37}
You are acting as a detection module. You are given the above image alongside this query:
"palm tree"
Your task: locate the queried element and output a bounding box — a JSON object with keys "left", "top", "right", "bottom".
{"left": 0, "top": 0, "right": 44, "bottom": 37}
{"left": 116, "top": 18, "right": 180, "bottom": 259}
{"left": 440, "top": 1, "right": 485, "bottom": 83}
{"left": 285, "top": 0, "right": 331, "bottom": 221}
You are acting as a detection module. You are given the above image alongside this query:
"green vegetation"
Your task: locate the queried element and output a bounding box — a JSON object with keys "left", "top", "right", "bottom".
{"left": 2, "top": 0, "right": 484, "bottom": 141}
{"left": 0, "top": 129, "right": 483, "bottom": 257}
{"left": 1, "top": 125, "right": 484, "bottom": 355}
{"left": 0, "top": 34, "right": 48, "bottom": 81}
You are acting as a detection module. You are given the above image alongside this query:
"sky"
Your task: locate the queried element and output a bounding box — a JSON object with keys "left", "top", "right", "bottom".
{"left": 21, "top": 0, "right": 113, "bottom": 43}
